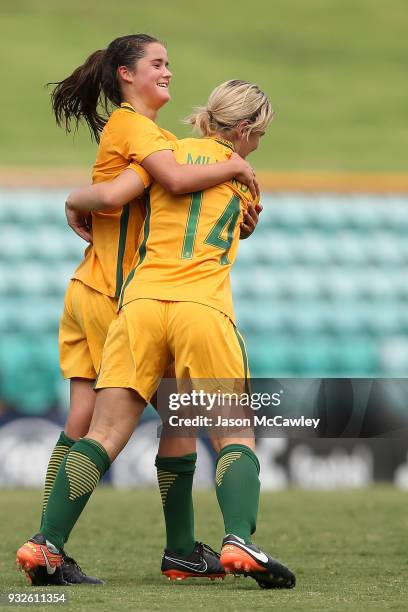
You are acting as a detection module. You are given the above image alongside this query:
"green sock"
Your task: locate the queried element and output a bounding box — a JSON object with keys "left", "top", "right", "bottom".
{"left": 215, "top": 444, "right": 260, "bottom": 544}
{"left": 155, "top": 453, "right": 196, "bottom": 556}
{"left": 40, "top": 431, "right": 76, "bottom": 530}
{"left": 40, "top": 438, "right": 111, "bottom": 550}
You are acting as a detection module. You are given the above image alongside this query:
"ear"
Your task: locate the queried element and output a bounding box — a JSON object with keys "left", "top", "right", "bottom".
{"left": 236, "top": 120, "right": 250, "bottom": 136}
{"left": 117, "top": 65, "right": 134, "bottom": 84}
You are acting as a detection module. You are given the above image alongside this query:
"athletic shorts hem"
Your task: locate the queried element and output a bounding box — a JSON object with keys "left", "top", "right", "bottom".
{"left": 61, "top": 368, "right": 96, "bottom": 380}
{"left": 95, "top": 379, "right": 151, "bottom": 404}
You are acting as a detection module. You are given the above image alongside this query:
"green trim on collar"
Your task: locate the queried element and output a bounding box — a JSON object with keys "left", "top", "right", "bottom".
{"left": 214, "top": 137, "right": 234, "bottom": 152}
{"left": 121, "top": 102, "right": 136, "bottom": 113}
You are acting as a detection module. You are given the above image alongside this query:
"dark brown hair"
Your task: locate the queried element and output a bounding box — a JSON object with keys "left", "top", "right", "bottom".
{"left": 50, "top": 34, "right": 161, "bottom": 142}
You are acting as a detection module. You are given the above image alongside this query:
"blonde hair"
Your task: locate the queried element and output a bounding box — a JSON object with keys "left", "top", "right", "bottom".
{"left": 185, "top": 79, "right": 273, "bottom": 138}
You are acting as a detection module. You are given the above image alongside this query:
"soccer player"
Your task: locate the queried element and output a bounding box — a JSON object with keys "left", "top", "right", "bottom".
{"left": 17, "top": 79, "right": 295, "bottom": 589}
{"left": 31, "top": 34, "right": 258, "bottom": 585}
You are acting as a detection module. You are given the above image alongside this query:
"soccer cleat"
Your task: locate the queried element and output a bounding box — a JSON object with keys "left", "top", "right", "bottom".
{"left": 61, "top": 551, "right": 104, "bottom": 585}
{"left": 161, "top": 541, "right": 225, "bottom": 580}
{"left": 16, "top": 533, "right": 67, "bottom": 586}
{"left": 220, "top": 534, "right": 296, "bottom": 589}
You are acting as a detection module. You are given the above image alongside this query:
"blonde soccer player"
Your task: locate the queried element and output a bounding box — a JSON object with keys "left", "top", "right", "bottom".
{"left": 17, "top": 80, "right": 294, "bottom": 589}
{"left": 30, "top": 34, "right": 258, "bottom": 586}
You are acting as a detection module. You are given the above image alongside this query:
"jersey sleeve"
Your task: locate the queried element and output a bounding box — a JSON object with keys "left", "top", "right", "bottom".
{"left": 160, "top": 127, "right": 178, "bottom": 142}
{"left": 127, "top": 162, "right": 152, "bottom": 189}
{"left": 229, "top": 179, "right": 260, "bottom": 208}
{"left": 124, "top": 113, "right": 175, "bottom": 164}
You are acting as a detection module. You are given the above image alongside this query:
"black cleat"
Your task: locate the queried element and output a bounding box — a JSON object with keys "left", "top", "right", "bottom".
{"left": 16, "top": 533, "right": 68, "bottom": 586}
{"left": 220, "top": 534, "right": 296, "bottom": 589}
{"left": 161, "top": 541, "right": 225, "bottom": 580}
{"left": 61, "top": 551, "right": 104, "bottom": 585}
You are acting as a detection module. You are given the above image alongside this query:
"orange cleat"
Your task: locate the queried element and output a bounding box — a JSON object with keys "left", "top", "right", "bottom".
{"left": 16, "top": 534, "right": 67, "bottom": 586}
{"left": 220, "top": 534, "right": 296, "bottom": 589}
{"left": 161, "top": 542, "right": 225, "bottom": 581}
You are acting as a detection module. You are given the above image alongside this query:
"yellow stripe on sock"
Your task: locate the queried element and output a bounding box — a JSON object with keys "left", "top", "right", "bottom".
{"left": 215, "top": 452, "right": 242, "bottom": 487}
{"left": 65, "top": 452, "right": 101, "bottom": 501}
{"left": 42, "top": 445, "right": 70, "bottom": 512}
{"left": 157, "top": 469, "right": 178, "bottom": 507}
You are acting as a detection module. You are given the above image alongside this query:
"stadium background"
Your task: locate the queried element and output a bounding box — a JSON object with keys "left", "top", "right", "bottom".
{"left": 1, "top": 0, "right": 408, "bottom": 491}
{"left": 1, "top": 3, "right": 408, "bottom": 609}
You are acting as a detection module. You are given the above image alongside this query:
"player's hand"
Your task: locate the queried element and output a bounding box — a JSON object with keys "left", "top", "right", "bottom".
{"left": 230, "top": 152, "right": 258, "bottom": 200}
{"left": 240, "top": 202, "right": 263, "bottom": 239}
{"left": 65, "top": 202, "right": 93, "bottom": 243}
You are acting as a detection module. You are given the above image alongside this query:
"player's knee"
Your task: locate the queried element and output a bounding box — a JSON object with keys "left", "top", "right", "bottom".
{"left": 158, "top": 435, "right": 197, "bottom": 456}
{"left": 64, "top": 423, "right": 84, "bottom": 440}
{"left": 213, "top": 437, "right": 256, "bottom": 453}
{"left": 85, "top": 429, "right": 120, "bottom": 461}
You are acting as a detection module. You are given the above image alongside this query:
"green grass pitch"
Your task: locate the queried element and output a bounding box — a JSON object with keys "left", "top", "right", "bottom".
{"left": 1, "top": 0, "right": 407, "bottom": 171}
{"left": 0, "top": 487, "right": 407, "bottom": 611}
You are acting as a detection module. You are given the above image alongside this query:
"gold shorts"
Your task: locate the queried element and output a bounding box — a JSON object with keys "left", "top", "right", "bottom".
{"left": 59, "top": 279, "right": 117, "bottom": 379}
{"left": 96, "top": 299, "right": 249, "bottom": 402}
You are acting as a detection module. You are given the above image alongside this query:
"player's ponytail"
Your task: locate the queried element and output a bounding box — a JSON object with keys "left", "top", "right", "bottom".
{"left": 185, "top": 79, "right": 274, "bottom": 139}
{"left": 184, "top": 107, "right": 216, "bottom": 138}
{"left": 49, "top": 34, "right": 161, "bottom": 142}
{"left": 50, "top": 49, "right": 107, "bottom": 142}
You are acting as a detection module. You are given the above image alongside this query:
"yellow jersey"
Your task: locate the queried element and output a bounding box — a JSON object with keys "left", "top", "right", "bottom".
{"left": 119, "top": 137, "right": 258, "bottom": 322}
{"left": 73, "top": 102, "right": 176, "bottom": 298}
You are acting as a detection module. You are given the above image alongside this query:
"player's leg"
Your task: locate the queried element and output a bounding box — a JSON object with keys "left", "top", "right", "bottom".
{"left": 215, "top": 436, "right": 294, "bottom": 589}
{"left": 17, "top": 303, "right": 153, "bottom": 585}
{"left": 19, "top": 284, "right": 115, "bottom": 585}
{"left": 42, "top": 280, "right": 113, "bottom": 522}
{"left": 39, "top": 377, "right": 103, "bottom": 584}
{"left": 150, "top": 307, "right": 223, "bottom": 580}
{"left": 41, "top": 378, "right": 95, "bottom": 525}
{"left": 213, "top": 327, "right": 295, "bottom": 588}
{"left": 152, "top": 370, "right": 224, "bottom": 581}
{"left": 17, "top": 386, "right": 145, "bottom": 585}
{"left": 213, "top": 437, "right": 259, "bottom": 543}
{"left": 40, "top": 281, "right": 98, "bottom": 530}
{"left": 41, "top": 301, "right": 159, "bottom": 545}
{"left": 38, "top": 281, "right": 117, "bottom": 584}
{"left": 151, "top": 370, "right": 198, "bottom": 561}
{"left": 41, "top": 387, "right": 145, "bottom": 548}
{"left": 171, "top": 303, "right": 295, "bottom": 588}
{"left": 156, "top": 427, "right": 224, "bottom": 581}
{"left": 64, "top": 378, "right": 96, "bottom": 440}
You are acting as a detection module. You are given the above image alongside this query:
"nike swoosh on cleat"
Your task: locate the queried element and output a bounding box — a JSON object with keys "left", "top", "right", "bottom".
{"left": 40, "top": 547, "right": 57, "bottom": 575}
{"left": 164, "top": 556, "right": 208, "bottom": 573}
{"left": 224, "top": 541, "right": 269, "bottom": 564}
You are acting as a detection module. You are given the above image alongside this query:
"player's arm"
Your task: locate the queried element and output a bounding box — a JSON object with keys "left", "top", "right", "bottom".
{"left": 66, "top": 169, "right": 145, "bottom": 213}
{"left": 124, "top": 113, "right": 259, "bottom": 198}
{"left": 141, "top": 150, "right": 259, "bottom": 200}
{"left": 65, "top": 168, "right": 146, "bottom": 243}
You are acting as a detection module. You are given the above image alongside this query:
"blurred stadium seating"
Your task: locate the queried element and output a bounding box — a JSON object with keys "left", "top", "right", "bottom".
{"left": 234, "top": 193, "right": 408, "bottom": 377}
{"left": 1, "top": 189, "right": 408, "bottom": 417}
